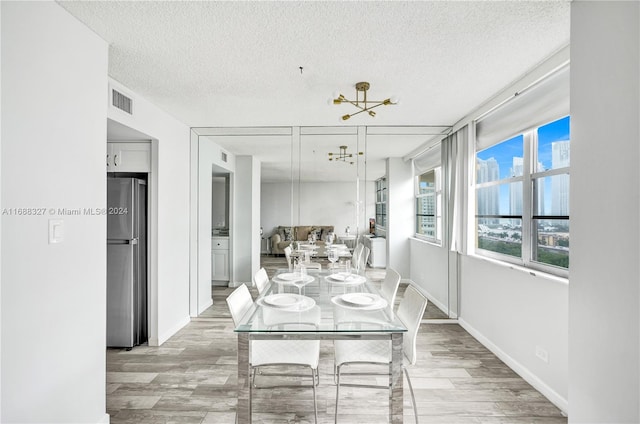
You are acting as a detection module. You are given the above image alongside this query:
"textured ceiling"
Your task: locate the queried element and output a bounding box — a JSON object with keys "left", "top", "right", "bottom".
{"left": 59, "top": 1, "right": 570, "bottom": 181}
{"left": 58, "top": 1, "right": 570, "bottom": 128}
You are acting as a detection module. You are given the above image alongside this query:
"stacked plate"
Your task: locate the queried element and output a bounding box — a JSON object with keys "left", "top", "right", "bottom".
{"left": 325, "top": 272, "right": 366, "bottom": 285}
{"left": 273, "top": 272, "right": 315, "bottom": 285}
{"left": 257, "top": 293, "right": 316, "bottom": 311}
{"left": 331, "top": 292, "right": 388, "bottom": 311}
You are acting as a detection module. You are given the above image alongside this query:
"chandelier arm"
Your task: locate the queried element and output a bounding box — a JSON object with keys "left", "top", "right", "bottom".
{"left": 363, "top": 101, "right": 389, "bottom": 111}
{"left": 346, "top": 108, "right": 369, "bottom": 118}
{"left": 341, "top": 98, "right": 366, "bottom": 110}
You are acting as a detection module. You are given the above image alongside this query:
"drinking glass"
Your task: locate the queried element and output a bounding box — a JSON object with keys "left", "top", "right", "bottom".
{"left": 292, "top": 264, "right": 308, "bottom": 298}
{"left": 328, "top": 248, "right": 338, "bottom": 269}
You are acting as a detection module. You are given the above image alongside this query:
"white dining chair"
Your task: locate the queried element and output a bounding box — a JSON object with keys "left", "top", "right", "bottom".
{"left": 356, "top": 246, "right": 370, "bottom": 274}
{"left": 283, "top": 245, "right": 293, "bottom": 270}
{"left": 226, "top": 284, "right": 320, "bottom": 423}
{"left": 333, "top": 284, "right": 428, "bottom": 424}
{"left": 380, "top": 268, "right": 401, "bottom": 313}
{"left": 301, "top": 250, "right": 322, "bottom": 270}
{"left": 252, "top": 267, "right": 269, "bottom": 296}
{"left": 352, "top": 243, "right": 363, "bottom": 267}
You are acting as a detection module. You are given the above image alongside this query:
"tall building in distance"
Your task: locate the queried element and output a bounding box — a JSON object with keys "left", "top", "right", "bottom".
{"left": 552, "top": 140, "right": 570, "bottom": 216}
{"left": 477, "top": 157, "right": 500, "bottom": 218}
{"left": 510, "top": 157, "right": 545, "bottom": 216}
{"left": 510, "top": 157, "right": 523, "bottom": 216}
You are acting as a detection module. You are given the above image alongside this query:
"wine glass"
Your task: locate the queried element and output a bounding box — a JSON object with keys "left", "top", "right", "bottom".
{"left": 328, "top": 248, "right": 339, "bottom": 270}
{"left": 292, "top": 264, "right": 308, "bottom": 299}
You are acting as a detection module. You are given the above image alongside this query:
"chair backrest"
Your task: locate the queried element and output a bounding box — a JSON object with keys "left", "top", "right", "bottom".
{"left": 380, "top": 268, "right": 401, "bottom": 308}
{"left": 226, "top": 284, "right": 254, "bottom": 327}
{"left": 396, "top": 284, "right": 428, "bottom": 365}
{"left": 352, "top": 243, "right": 363, "bottom": 268}
{"left": 283, "top": 245, "right": 293, "bottom": 269}
{"left": 358, "top": 246, "right": 370, "bottom": 273}
{"left": 253, "top": 267, "right": 269, "bottom": 295}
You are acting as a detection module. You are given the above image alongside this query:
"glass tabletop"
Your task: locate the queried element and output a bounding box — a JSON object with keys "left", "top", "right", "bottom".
{"left": 292, "top": 243, "right": 351, "bottom": 258}
{"left": 234, "top": 268, "right": 407, "bottom": 333}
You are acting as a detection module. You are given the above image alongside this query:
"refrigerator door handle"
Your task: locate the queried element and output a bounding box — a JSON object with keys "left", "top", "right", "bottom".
{"left": 107, "top": 238, "right": 139, "bottom": 245}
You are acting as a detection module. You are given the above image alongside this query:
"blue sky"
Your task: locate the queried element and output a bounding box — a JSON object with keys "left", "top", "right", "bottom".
{"left": 477, "top": 116, "right": 570, "bottom": 214}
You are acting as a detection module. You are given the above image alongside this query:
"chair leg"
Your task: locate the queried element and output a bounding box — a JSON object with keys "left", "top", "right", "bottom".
{"left": 311, "top": 367, "right": 318, "bottom": 424}
{"left": 334, "top": 365, "right": 342, "bottom": 424}
{"left": 403, "top": 367, "right": 419, "bottom": 424}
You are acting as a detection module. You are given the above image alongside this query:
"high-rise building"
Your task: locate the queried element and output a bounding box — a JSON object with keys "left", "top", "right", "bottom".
{"left": 476, "top": 158, "right": 500, "bottom": 218}
{"left": 552, "top": 141, "right": 570, "bottom": 215}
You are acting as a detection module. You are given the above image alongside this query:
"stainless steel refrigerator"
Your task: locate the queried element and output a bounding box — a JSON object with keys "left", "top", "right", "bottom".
{"left": 107, "top": 177, "right": 147, "bottom": 348}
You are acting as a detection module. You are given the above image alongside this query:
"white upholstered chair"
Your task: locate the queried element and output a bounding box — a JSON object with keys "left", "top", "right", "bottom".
{"left": 226, "top": 284, "right": 320, "bottom": 423}
{"left": 252, "top": 267, "right": 269, "bottom": 296}
{"left": 333, "top": 284, "right": 428, "bottom": 423}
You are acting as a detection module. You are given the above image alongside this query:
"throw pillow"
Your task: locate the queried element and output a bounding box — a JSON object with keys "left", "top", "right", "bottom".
{"left": 283, "top": 227, "right": 293, "bottom": 241}
{"left": 310, "top": 227, "right": 322, "bottom": 241}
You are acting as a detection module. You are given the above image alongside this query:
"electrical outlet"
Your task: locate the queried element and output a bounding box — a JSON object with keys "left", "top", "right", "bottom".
{"left": 535, "top": 346, "right": 549, "bottom": 363}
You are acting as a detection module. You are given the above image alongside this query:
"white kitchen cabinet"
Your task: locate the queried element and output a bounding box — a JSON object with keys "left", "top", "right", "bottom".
{"left": 107, "top": 142, "right": 151, "bottom": 172}
{"left": 211, "top": 237, "right": 230, "bottom": 282}
{"left": 363, "top": 235, "right": 386, "bottom": 268}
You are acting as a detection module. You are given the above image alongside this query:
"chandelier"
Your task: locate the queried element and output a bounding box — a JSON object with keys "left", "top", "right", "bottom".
{"left": 331, "top": 82, "right": 397, "bottom": 121}
{"left": 328, "top": 145, "right": 363, "bottom": 165}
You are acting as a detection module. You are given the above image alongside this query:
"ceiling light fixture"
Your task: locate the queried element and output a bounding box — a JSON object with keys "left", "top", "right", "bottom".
{"left": 328, "top": 145, "right": 363, "bottom": 165}
{"left": 331, "top": 82, "right": 398, "bottom": 121}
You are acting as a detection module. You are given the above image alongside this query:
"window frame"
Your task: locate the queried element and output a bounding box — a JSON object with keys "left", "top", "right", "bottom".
{"left": 415, "top": 166, "right": 442, "bottom": 245}
{"left": 374, "top": 177, "right": 387, "bottom": 233}
{"left": 474, "top": 117, "right": 570, "bottom": 278}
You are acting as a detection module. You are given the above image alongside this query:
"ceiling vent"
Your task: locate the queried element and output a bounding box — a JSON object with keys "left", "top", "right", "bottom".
{"left": 112, "top": 88, "right": 133, "bottom": 115}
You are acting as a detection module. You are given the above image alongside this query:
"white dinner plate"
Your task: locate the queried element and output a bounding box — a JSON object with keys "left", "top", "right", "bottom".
{"left": 262, "top": 293, "right": 302, "bottom": 307}
{"left": 330, "top": 294, "right": 388, "bottom": 311}
{"left": 274, "top": 272, "right": 315, "bottom": 282}
{"left": 258, "top": 294, "right": 316, "bottom": 311}
{"left": 273, "top": 274, "right": 315, "bottom": 286}
{"left": 341, "top": 292, "right": 380, "bottom": 306}
{"left": 326, "top": 273, "right": 366, "bottom": 285}
{"left": 299, "top": 244, "right": 318, "bottom": 249}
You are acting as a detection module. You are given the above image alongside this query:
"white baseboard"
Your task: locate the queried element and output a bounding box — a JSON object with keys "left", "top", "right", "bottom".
{"left": 149, "top": 315, "right": 191, "bottom": 346}
{"left": 198, "top": 298, "right": 213, "bottom": 314}
{"left": 97, "top": 413, "right": 110, "bottom": 424}
{"left": 402, "top": 279, "right": 451, "bottom": 318}
{"left": 458, "top": 318, "right": 568, "bottom": 414}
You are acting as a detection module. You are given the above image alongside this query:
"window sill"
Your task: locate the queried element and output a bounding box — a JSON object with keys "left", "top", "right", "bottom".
{"left": 409, "top": 236, "right": 442, "bottom": 248}
{"left": 468, "top": 253, "right": 569, "bottom": 285}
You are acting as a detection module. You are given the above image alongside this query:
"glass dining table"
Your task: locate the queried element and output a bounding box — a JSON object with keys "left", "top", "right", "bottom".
{"left": 234, "top": 268, "right": 407, "bottom": 423}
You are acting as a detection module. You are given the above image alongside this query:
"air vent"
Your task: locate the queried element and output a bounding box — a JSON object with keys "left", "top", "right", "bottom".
{"left": 112, "top": 89, "right": 133, "bottom": 114}
{"left": 221, "top": 152, "right": 228, "bottom": 162}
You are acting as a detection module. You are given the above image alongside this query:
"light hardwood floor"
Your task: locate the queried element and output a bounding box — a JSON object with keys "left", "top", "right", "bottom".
{"left": 106, "top": 256, "right": 567, "bottom": 423}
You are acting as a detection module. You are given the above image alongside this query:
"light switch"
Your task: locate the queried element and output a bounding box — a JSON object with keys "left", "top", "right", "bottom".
{"left": 49, "top": 219, "right": 64, "bottom": 244}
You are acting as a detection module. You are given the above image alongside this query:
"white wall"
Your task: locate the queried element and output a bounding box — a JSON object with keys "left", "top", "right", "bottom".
{"left": 211, "top": 177, "right": 227, "bottom": 228}
{"left": 193, "top": 136, "right": 235, "bottom": 313}
{"left": 260, "top": 181, "right": 375, "bottom": 238}
{"left": 569, "top": 2, "right": 639, "bottom": 422}
{"left": 107, "top": 77, "right": 191, "bottom": 345}
{"left": 234, "top": 156, "right": 261, "bottom": 282}
{"left": 409, "top": 239, "right": 449, "bottom": 314}
{"left": 386, "top": 158, "right": 414, "bottom": 277}
{"left": 1, "top": 2, "right": 108, "bottom": 422}
{"left": 459, "top": 256, "right": 568, "bottom": 410}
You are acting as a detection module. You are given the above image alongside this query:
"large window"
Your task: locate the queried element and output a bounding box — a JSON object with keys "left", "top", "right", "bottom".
{"left": 416, "top": 167, "right": 442, "bottom": 243}
{"left": 475, "top": 116, "right": 570, "bottom": 274}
